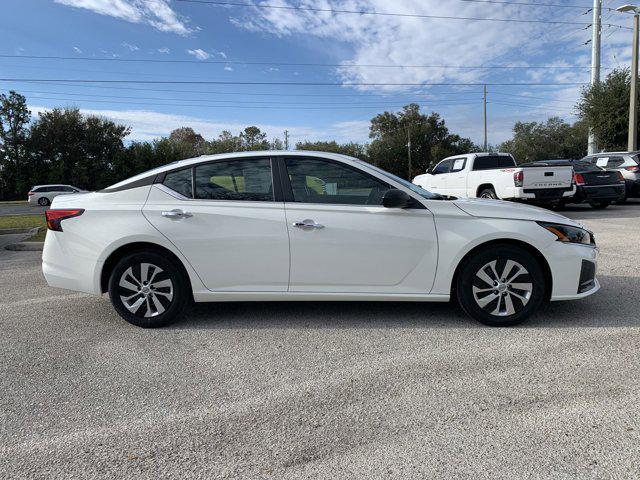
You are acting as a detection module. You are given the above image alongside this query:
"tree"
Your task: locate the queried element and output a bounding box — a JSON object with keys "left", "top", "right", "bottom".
{"left": 499, "top": 117, "right": 588, "bottom": 163}
{"left": 577, "top": 68, "right": 631, "bottom": 151}
{"left": 0, "top": 91, "right": 31, "bottom": 199}
{"left": 168, "top": 127, "right": 206, "bottom": 157}
{"left": 295, "top": 140, "right": 368, "bottom": 159}
{"left": 367, "top": 104, "right": 478, "bottom": 179}
{"left": 29, "top": 108, "right": 129, "bottom": 191}
{"left": 240, "top": 126, "right": 269, "bottom": 150}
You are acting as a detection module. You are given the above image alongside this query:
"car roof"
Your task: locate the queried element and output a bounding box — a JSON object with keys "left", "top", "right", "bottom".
{"left": 105, "top": 150, "right": 361, "bottom": 190}
{"left": 32, "top": 184, "right": 76, "bottom": 188}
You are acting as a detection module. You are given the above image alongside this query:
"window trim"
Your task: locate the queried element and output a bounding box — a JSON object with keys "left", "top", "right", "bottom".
{"left": 156, "top": 156, "right": 280, "bottom": 203}
{"left": 276, "top": 156, "right": 425, "bottom": 209}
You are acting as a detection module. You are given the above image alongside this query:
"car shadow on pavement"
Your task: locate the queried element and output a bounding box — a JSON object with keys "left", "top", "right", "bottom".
{"left": 175, "top": 274, "right": 639, "bottom": 331}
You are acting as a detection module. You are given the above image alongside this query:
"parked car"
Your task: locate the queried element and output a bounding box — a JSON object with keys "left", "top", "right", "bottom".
{"left": 524, "top": 160, "right": 625, "bottom": 209}
{"left": 28, "top": 184, "right": 85, "bottom": 206}
{"left": 42, "top": 151, "right": 599, "bottom": 329}
{"left": 580, "top": 151, "right": 640, "bottom": 202}
{"left": 412, "top": 152, "right": 575, "bottom": 204}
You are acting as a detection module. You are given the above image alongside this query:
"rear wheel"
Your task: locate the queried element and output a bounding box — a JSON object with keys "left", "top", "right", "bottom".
{"left": 478, "top": 188, "right": 497, "bottom": 199}
{"left": 455, "top": 245, "right": 545, "bottom": 327}
{"left": 589, "top": 201, "right": 610, "bottom": 209}
{"left": 108, "top": 251, "right": 190, "bottom": 328}
{"left": 38, "top": 197, "right": 50, "bottom": 206}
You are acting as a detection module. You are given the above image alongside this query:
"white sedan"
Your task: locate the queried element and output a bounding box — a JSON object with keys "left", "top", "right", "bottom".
{"left": 42, "top": 151, "right": 599, "bottom": 328}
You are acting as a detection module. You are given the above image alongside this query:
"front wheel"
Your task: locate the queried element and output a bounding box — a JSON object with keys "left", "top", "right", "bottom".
{"left": 455, "top": 245, "right": 545, "bottom": 327}
{"left": 108, "top": 251, "right": 190, "bottom": 328}
{"left": 589, "top": 201, "right": 610, "bottom": 209}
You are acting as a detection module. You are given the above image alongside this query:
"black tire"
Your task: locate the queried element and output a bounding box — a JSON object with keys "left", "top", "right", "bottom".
{"left": 108, "top": 251, "right": 190, "bottom": 328}
{"left": 38, "top": 197, "right": 50, "bottom": 206}
{"left": 614, "top": 193, "right": 627, "bottom": 205}
{"left": 478, "top": 188, "right": 497, "bottom": 199}
{"left": 589, "top": 201, "right": 610, "bottom": 209}
{"left": 455, "top": 245, "right": 546, "bottom": 327}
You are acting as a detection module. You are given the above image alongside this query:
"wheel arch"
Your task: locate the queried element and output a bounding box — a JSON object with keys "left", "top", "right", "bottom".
{"left": 450, "top": 239, "right": 553, "bottom": 301}
{"left": 476, "top": 184, "right": 496, "bottom": 197}
{"left": 100, "top": 242, "right": 193, "bottom": 298}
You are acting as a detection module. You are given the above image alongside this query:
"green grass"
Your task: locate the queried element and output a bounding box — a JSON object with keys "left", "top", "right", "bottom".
{"left": 0, "top": 200, "right": 27, "bottom": 205}
{"left": 24, "top": 228, "right": 47, "bottom": 242}
{"left": 0, "top": 214, "right": 46, "bottom": 230}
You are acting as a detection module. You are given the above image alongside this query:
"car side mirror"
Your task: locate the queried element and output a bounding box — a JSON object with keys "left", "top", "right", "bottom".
{"left": 382, "top": 189, "right": 412, "bottom": 208}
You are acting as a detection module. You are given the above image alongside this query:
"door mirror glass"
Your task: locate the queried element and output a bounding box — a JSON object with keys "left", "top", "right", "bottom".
{"left": 382, "top": 189, "right": 412, "bottom": 208}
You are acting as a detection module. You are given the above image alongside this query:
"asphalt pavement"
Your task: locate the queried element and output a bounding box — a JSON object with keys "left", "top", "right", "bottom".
{"left": 0, "top": 202, "right": 639, "bottom": 479}
{"left": 0, "top": 202, "right": 47, "bottom": 216}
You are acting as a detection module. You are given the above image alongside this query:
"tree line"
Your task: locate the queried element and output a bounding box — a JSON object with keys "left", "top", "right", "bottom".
{"left": 0, "top": 69, "right": 632, "bottom": 199}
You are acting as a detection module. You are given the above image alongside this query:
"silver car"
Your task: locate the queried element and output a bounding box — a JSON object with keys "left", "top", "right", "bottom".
{"left": 580, "top": 152, "right": 640, "bottom": 201}
{"left": 28, "top": 184, "right": 85, "bottom": 206}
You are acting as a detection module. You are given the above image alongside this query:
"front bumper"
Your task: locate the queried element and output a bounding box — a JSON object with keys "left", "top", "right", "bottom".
{"left": 547, "top": 241, "right": 599, "bottom": 301}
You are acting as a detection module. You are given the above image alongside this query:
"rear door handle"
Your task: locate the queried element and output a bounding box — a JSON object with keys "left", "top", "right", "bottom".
{"left": 162, "top": 209, "right": 192, "bottom": 219}
{"left": 293, "top": 219, "right": 325, "bottom": 229}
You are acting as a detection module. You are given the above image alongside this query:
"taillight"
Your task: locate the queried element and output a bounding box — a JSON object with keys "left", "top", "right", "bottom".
{"left": 27, "top": 191, "right": 34, "bottom": 196}
{"left": 625, "top": 165, "right": 639, "bottom": 172}
{"left": 573, "top": 173, "right": 586, "bottom": 186}
{"left": 45, "top": 209, "right": 84, "bottom": 231}
{"left": 514, "top": 171, "right": 524, "bottom": 187}
{"left": 617, "top": 171, "right": 625, "bottom": 182}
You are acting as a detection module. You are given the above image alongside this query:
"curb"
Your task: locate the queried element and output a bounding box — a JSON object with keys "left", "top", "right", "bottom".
{"left": 0, "top": 227, "right": 34, "bottom": 235}
{"left": 5, "top": 242, "right": 44, "bottom": 251}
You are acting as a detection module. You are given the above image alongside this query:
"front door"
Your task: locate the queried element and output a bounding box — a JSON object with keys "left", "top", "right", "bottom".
{"left": 281, "top": 157, "right": 438, "bottom": 294}
{"left": 143, "top": 158, "right": 290, "bottom": 292}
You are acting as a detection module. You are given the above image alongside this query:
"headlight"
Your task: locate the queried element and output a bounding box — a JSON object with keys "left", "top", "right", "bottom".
{"left": 537, "top": 222, "right": 595, "bottom": 246}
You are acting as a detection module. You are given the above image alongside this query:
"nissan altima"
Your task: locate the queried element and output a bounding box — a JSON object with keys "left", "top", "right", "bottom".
{"left": 42, "top": 151, "right": 599, "bottom": 328}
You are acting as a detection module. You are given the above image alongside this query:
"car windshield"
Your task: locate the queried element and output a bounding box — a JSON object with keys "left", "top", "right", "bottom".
{"left": 352, "top": 159, "right": 443, "bottom": 200}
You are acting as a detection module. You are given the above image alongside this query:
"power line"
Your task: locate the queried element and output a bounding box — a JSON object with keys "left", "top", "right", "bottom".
{"left": 0, "top": 78, "right": 588, "bottom": 86}
{"left": 174, "top": 0, "right": 631, "bottom": 28}
{"left": 0, "top": 54, "right": 612, "bottom": 70}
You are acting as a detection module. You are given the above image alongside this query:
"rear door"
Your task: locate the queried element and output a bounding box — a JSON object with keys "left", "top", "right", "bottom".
{"left": 143, "top": 158, "right": 290, "bottom": 292}
{"left": 280, "top": 156, "right": 438, "bottom": 294}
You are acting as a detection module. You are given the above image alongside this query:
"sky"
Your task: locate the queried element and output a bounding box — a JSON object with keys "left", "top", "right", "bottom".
{"left": 0, "top": 0, "right": 637, "bottom": 147}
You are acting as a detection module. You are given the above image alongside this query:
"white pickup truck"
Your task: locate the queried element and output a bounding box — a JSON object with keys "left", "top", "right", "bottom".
{"left": 413, "top": 152, "right": 575, "bottom": 203}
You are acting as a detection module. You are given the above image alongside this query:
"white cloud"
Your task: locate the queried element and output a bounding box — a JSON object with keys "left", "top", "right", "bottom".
{"left": 158, "top": 47, "right": 170, "bottom": 54}
{"left": 72, "top": 46, "right": 83, "bottom": 54}
{"left": 28, "top": 105, "right": 370, "bottom": 144}
{"left": 218, "top": 51, "right": 228, "bottom": 59}
{"left": 54, "top": 0, "right": 193, "bottom": 35}
{"left": 231, "top": 0, "right": 595, "bottom": 92}
{"left": 224, "top": 65, "right": 233, "bottom": 71}
{"left": 121, "top": 42, "right": 139, "bottom": 52}
{"left": 187, "top": 48, "right": 211, "bottom": 60}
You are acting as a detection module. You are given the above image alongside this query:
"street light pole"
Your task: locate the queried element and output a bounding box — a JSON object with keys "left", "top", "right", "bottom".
{"left": 588, "top": 0, "right": 601, "bottom": 155}
{"left": 617, "top": 4, "right": 640, "bottom": 151}
{"left": 629, "top": 14, "right": 639, "bottom": 151}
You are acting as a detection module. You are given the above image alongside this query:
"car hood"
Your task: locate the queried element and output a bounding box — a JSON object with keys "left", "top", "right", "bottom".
{"left": 453, "top": 197, "right": 582, "bottom": 227}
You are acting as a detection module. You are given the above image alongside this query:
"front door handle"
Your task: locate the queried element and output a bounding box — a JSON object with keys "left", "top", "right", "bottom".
{"left": 293, "top": 219, "right": 325, "bottom": 229}
{"left": 161, "top": 209, "right": 192, "bottom": 219}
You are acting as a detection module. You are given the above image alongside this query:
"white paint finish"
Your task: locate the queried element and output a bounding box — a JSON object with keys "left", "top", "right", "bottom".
{"left": 41, "top": 150, "right": 599, "bottom": 316}
{"left": 143, "top": 185, "right": 290, "bottom": 292}
{"left": 284, "top": 203, "right": 437, "bottom": 293}
{"left": 413, "top": 153, "right": 574, "bottom": 200}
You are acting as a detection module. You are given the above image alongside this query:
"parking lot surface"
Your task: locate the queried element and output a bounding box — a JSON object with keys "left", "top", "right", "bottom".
{"left": 1, "top": 202, "right": 639, "bottom": 479}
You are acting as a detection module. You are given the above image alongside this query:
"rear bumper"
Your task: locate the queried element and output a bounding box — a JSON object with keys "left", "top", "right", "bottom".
{"left": 573, "top": 184, "right": 625, "bottom": 203}
{"left": 625, "top": 178, "right": 640, "bottom": 196}
{"left": 42, "top": 232, "right": 102, "bottom": 295}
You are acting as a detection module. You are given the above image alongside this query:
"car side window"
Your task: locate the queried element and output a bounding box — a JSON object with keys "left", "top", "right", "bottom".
{"left": 194, "top": 159, "right": 273, "bottom": 201}
{"left": 472, "top": 156, "right": 497, "bottom": 171}
{"left": 450, "top": 158, "right": 466, "bottom": 173}
{"left": 163, "top": 168, "right": 193, "bottom": 198}
{"left": 284, "top": 157, "right": 391, "bottom": 206}
{"left": 432, "top": 159, "right": 452, "bottom": 174}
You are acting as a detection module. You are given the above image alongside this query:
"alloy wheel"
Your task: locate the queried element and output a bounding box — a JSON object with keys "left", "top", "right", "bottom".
{"left": 118, "top": 263, "right": 174, "bottom": 318}
{"left": 472, "top": 259, "right": 533, "bottom": 317}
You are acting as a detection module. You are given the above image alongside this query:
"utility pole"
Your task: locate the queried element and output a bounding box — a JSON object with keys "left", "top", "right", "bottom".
{"left": 629, "top": 13, "right": 639, "bottom": 150}
{"left": 407, "top": 128, "right": 412, "bottom": 180}
{"left": 588, "top": 0, "right": 601, "bottom": 155}
{"left": 284, "top": 130, "right": 289, "bottom": 150}
{"left": 483, "top": 85, "right": 488, "bottom": 151}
